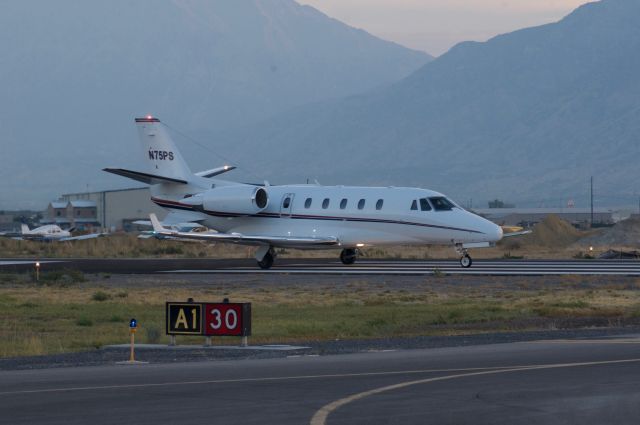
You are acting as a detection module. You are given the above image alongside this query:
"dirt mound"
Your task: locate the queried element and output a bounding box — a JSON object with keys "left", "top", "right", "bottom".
{"left": 578, "top": 217, "right": 640, "bottom": 248}
{"left": 520, "top": 215, "right": 584, "bottom": 248}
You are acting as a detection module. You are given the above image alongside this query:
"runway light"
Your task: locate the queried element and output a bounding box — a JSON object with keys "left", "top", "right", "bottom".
{"left": 589, "top": 246, "right": 594, "bottom": 252}
{"left": 356, "top": 243, "right": 365, "bottom": 247}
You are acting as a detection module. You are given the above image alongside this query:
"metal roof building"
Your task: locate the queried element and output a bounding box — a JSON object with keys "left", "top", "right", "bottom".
{"left": 61, "top": 187, "right": 165, "bottom": 231}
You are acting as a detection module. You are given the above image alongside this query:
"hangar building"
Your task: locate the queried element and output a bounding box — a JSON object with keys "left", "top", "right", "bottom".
{"left": 60, "top": 187, "right": 165, "bottom": 231}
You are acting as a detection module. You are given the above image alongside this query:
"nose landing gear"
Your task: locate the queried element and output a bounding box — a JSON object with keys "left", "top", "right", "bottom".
{"left": 340, "top": 248, "right": 358, "bottom": 265}
{"left": 455, "top": 243, "right": 473, "bottom": 268}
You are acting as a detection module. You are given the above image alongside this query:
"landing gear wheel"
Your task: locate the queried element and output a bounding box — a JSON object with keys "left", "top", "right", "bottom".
{"left": 258, "top": 250, "right": 275, "bottom": 269}
{"left": 460, "top": 255, "right": 472, "bottom": 268}
{"left": 340, "top": 248, "right": 357, "bottom": 265}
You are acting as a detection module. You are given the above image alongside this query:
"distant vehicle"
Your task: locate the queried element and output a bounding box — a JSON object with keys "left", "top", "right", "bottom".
{"left": 2, "top": 224, "right": 104, "bottom": 242}
{"left": 106, "top": 116, "right": 522, "bottom": 269}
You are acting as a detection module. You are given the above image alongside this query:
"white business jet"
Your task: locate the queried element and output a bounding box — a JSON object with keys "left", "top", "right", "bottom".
{"left": 5, "top": 224, "right": 104, "bottom": 242}
{"left": 105, "top": 116, "right": 508, "bottom": 269}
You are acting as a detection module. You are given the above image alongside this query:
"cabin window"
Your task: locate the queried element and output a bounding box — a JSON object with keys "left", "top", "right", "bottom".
{"left": 304, "top": 198, "right": 312, "bottom": 209}
{"left": 340, "top": 198, "right": 348, "bottom": 209}
{"left": 357, "top": 199, "right": 366, "bottom": 210}
{"left": 376, "top": 199, "right": 384, "bottom": 210}
{"left": 419, "top": 198, "right": 432, "bottom": 211}
{"left": 283, "top": 197, "right": 291, "bottom": 209}
{"left": 322, "top": 198, "right": 330, "bottom": 209}
{"left": 410, "top": 200, "right": 418, "bottom": 211}
{"left": 429, "top": 197, "right": 455, "bottom": 211}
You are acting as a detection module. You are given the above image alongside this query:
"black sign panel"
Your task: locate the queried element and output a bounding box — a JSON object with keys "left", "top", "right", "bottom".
{"left": 166, "top": 302, "right": 203, "bottom": 335}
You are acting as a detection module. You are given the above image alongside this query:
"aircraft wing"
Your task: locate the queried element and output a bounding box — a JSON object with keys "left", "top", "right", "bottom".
{"left": 59, "top": 233, "right": 105, "bottom": 241}
{"left": 502, "top": 230, "right": 532, "bottom": 238}
{"left": 499, "top": 226, "right": 532, "bottom": 238}
{"left": 149, "top": 214, "right": 338, "bottom": 247}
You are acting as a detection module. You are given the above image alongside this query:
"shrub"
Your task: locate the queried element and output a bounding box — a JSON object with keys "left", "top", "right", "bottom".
{"left": 76, "top": 317, "right": 93, "bottom": 327}
{"left": 91, "top": 291, "right": 110, "bottom": 302}
{"left": 41, "top": 269, "right": 86, "bottom": 284}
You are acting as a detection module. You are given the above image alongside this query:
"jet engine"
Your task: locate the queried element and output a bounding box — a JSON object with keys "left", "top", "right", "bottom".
{"left": 196, "top": 185, "right": 269, "bottom": 215}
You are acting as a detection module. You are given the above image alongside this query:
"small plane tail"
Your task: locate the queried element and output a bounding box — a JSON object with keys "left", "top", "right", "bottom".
{"left": 20, "top": 224, "right": 29, "bottom": 234}
{"left": 135, "top": 116, "right": 193, "bottom": 182}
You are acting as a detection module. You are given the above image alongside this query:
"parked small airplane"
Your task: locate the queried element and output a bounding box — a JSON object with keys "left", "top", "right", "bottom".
{"left": 133, "top": 217, "right": 210, "bottom": 240}
{"left": 2, "top": 224, "right": 104, "bottom": 242}
{"left": 105, "top": 116, "right": 522, "bottom": 269}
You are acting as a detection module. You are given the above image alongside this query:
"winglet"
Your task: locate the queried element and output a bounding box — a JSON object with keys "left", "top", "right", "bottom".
{"left": 149, "top": 213, "right": 165, "bottom": 233}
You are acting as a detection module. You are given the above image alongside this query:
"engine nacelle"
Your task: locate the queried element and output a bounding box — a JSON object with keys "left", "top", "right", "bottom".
{"left": 200, "top": 185, "right": 269, "bottom": 215}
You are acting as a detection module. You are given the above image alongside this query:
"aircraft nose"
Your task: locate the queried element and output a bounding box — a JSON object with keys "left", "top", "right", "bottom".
{"left": 492, "top": 223, "right": 504, "bottom": 242}
{"left": 476, "top": 215, "right": 502, "bottom": 242}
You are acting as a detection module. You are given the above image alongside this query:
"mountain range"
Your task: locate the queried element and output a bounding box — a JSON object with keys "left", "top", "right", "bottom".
{"left": 0, "top": 0, "right": 429, "bottom": 208}
{"left": 3, "top": 0, "right": 639, "bottom": 210}
{"left": 215, "top": 0, "right": 640, "bottom": 208}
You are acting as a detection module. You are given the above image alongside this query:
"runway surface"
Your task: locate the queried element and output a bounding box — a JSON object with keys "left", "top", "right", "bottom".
{"left": 1, "top": 258, "right": 640, "bottom": 276}
{"left": 1, "top": 335, "right": 640, "bottom": 424}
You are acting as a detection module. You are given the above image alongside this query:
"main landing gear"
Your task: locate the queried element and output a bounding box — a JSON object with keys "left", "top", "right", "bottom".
{"left": 256, "top": 246, "right": 276, "bottom": 269}
{"left": 340, "top": 248, "right": 358, "bottom": 265}
{"left": 455, "top": 243, "right": 473, "bottom": 268}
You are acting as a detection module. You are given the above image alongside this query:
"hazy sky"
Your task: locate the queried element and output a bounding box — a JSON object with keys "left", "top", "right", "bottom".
{"left": 298, "top": 0, "right": 591, "bottom": 56}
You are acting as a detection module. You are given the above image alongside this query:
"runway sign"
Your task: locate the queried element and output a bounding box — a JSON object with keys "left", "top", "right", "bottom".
{"left": 166, "top": 302, "right": 203, "bottom": 335}
{"left": 204, "top": 303, "right": 251, "bottom": 336}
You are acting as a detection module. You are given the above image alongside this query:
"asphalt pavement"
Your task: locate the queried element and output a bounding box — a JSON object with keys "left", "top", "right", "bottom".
{"left": 1, "top": 258, "right": 640, "bottom": 276}
{"left": 1, "top": 335, "right": 640, "bottom": 424}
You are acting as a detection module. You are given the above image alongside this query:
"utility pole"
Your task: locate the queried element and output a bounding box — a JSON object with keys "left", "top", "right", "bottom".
{"left": 590, "top": 176, "right": 594, "bottom": 226}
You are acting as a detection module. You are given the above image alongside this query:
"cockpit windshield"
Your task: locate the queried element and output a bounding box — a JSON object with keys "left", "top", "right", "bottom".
{"left": 429, "top": 197, "right": 456, "bottom": 211}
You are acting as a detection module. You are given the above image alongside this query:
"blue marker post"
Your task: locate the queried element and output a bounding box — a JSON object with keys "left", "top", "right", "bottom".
{"left": 129, "top": 318, "right": 137, "bottom": 362}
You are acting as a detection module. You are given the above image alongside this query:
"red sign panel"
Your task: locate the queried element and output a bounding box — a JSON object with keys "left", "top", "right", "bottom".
{"left": 204, "top": 303, "right": 251, "bottom": 336}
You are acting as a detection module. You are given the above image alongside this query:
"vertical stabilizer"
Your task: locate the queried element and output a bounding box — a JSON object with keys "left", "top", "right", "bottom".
{"left": 20, "top": 224, "right": 29, "bottom": 234}
{"left": 135, "top": 117, "right": 192, "bottom": 182}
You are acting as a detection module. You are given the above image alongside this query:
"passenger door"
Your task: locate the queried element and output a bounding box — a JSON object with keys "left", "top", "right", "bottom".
{"left": 280, "top": 193, "right": 295, "bottom": 218}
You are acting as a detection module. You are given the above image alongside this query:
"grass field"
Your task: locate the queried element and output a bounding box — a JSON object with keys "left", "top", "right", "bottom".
{"left": 0, "top": 231, "right": 614, "bottom": 262}
{"left": 2, "top": 271, "right": 640, "bottom": 358}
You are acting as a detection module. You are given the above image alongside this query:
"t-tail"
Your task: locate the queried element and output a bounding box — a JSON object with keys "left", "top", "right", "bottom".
{"left": 135, "top": 116, "right": 193, "bottom": 182}
{"left": 103, "top": 116, "right": 237, "bottom": 205}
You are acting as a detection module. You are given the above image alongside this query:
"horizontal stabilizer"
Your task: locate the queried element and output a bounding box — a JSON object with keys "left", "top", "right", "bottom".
{"left": 103, "top": 168, "right": 188, "bottom": 185}
{"left": 195, "top": 165, "right": 236, "bottom": 178}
